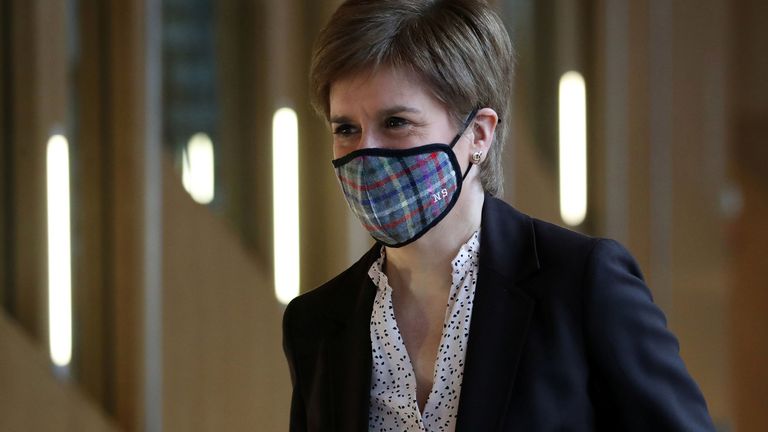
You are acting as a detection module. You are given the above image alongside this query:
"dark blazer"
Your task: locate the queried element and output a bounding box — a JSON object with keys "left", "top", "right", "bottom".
{"left": 283, "top": 196, "right": 715, "bottom": 431}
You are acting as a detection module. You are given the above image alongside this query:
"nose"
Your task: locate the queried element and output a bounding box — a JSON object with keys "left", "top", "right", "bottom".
{"left": 357, "top": 129, "right": 382, "bottom": 150}
{"left": 333, "top": 127, "right": 383, "bottom": 159}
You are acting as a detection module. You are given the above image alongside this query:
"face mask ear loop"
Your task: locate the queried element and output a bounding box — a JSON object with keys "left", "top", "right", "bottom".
{"left": 451, "top": 107, "right": 479, "bottom": 180}
{"left": 449, "top": 107, "right": 480, "bottom": 149}
{"left": 462, "top": 162, "right": 473, "bottom": 180}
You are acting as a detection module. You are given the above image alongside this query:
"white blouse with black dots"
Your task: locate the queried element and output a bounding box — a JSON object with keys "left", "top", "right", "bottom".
{"left": 367, "top": 230, "right": 480, "bottom": 432}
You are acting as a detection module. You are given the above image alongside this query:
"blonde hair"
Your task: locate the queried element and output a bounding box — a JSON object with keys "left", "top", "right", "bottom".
{"left": 310, "top": 0, "right": 514, "bottom": 196}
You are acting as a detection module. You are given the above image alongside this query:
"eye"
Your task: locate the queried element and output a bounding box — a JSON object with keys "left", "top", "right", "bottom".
{"left": 385, "top": 117, "right": 409, "bottom": 129}
{"left": 332, "top": 123, "right": 358, "bottom": 136}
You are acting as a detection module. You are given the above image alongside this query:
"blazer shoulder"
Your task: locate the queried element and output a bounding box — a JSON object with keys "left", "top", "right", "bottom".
{"left": 531, "top": 217, "right": 597, "bottom": 251}
{"left": 485, "top": 195, "right": 595, "bottom": 250}
{"left": 483, "top": 196, "right": 639, "bottom": 271}
{"left": 535, "top": 220, "right": 649, "bottom": 294}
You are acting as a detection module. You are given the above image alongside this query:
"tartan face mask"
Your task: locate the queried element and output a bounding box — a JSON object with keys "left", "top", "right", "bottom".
{"left": 332, "top": 109, "right": 478, "bottom": 247}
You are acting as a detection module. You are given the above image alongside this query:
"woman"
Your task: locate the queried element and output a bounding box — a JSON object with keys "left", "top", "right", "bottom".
{"left": 283, "top": 0, "right": 715, "bottom": 431}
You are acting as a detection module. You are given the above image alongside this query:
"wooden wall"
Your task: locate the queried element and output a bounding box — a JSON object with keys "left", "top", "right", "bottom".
{"left": 162, "top": 159, "right": 291, "bottom": 431}
{"left": 728, "top": 1, "right": 768, "bottom": 431}
{"left": 0, "top": 312, "right": 120, "bottom": 432}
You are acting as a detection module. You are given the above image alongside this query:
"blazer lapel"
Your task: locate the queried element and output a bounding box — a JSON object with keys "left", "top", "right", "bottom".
{"left": 456, "top": 196, "right": 540, "bottom": 431}
{"left": 322, "top": 248, "right": 378, "bottom": 431}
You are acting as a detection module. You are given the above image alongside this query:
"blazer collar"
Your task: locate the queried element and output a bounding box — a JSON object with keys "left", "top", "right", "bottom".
{"left": 323, "top": 244, "right": 379, "bottom": 431}
{"left": 477, "top": 194, "right": 541, "bottom": 283}
{"left": 456, "top": 195, "right": 540, "bottom": 431}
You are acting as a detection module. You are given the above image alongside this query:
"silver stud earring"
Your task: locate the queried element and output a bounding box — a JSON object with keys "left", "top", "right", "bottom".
{"left": 471, "top": 151, "right": 483, "bottom": 164}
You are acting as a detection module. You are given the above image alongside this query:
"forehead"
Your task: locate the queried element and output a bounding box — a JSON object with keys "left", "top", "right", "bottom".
{"left": 329, "top": 66, "right": 445, "bottom": 118}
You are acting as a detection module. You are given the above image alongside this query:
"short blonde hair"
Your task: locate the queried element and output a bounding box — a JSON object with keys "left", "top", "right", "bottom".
{"left": 310, "top": 0, "right": 514, "bottom": 196}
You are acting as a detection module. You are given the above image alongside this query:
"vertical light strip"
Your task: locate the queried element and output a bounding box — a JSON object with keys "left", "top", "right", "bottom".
{"left": 272, "top": 108, "right": 300, "bottom": 304}
{"left": 182, "top": 132, "right": 215, "bottom": 204}
{"left": 46, "top": 134, "right": 72, "bottom": 367}
{"left": 559, "top": 71, "right": 588, "bottom": 226}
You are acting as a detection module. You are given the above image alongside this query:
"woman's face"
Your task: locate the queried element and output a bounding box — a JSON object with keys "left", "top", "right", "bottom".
{"left": 329, "top": 66, "right": 467, "bottom": 160}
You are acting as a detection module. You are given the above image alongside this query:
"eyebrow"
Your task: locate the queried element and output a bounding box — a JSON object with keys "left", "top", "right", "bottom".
{"left": 329, "top": 115, "right": 352, "bottom": 125}
{"left": 330, "top": 105, "right": 422, "bottom": 124}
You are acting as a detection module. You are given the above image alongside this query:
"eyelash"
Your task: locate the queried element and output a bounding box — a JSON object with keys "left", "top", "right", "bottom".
{"left": 385, "top": 117, "right": 408, "bottom": 128}
{"left": 332, "top": 124, "right": 357, "bottom": 136}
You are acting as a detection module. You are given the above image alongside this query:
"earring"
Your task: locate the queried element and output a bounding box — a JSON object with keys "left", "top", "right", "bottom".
{"left": 471, "top": 151, "right": 483, "bottom": 164}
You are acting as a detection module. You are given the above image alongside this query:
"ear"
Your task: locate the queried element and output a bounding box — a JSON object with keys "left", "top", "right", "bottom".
{"left": 470, "top": 107, "right": 498, "bottom": 160}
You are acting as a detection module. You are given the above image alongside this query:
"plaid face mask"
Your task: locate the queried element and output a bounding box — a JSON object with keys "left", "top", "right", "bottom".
{"left": 332, "top": 109, "right": 477, "bottom": 247}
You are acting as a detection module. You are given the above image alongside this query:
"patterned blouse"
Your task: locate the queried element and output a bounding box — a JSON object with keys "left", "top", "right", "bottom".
{"left": 367, "top": 230, "right": 480, "bottom": 431}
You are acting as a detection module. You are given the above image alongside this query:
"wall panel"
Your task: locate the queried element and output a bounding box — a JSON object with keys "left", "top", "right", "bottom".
{"left": 0, "top": 312, "right": 121, "bottom": 432}
{"left": 162, "top": 158, "right": 290, "bottom": 431}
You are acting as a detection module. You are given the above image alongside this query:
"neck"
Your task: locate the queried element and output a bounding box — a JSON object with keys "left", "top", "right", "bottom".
{"left": 384, "top": 182, "right": 484, "bottom": 298}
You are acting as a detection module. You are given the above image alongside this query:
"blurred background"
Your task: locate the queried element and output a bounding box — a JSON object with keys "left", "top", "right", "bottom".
{"left": 1, "top": 0, "right": 766, "bottom": 431}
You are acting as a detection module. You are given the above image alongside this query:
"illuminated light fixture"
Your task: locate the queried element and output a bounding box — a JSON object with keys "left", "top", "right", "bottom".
{"left": 558, "top": 71, "right": 588, "bottom": 226}
{"left": 182, "top": 132, "right": 215, "bottom": 204}
{"left": 46, "top": 134, "right": 73, "bottom": 367}
{"left": 272, "top": 108, "right": 300, "bottom": 304}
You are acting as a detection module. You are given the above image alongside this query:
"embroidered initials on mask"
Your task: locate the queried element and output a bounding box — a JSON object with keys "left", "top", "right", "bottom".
{"left": 432, "top": 188, "right": 449, "bottom": 203}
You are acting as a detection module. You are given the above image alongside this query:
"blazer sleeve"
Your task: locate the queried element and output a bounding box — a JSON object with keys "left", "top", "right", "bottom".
{"left": 283, "top": 300, "right": 308, "bottom": 432}
{"left": 583, "top": 239, "right": 716, "bottom": 431}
